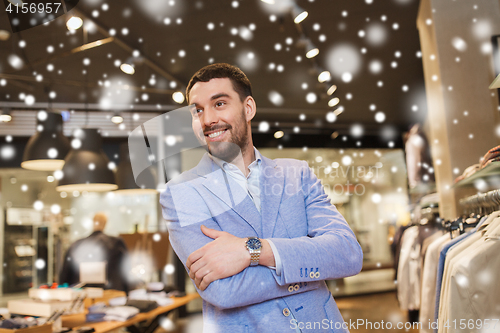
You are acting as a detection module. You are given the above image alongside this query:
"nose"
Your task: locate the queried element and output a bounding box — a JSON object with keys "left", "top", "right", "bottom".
{"left": 202, "top": 107, "right": 218, "bottom": 128}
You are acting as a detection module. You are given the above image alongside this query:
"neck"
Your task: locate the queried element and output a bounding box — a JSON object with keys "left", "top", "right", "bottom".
{"left": 230, "top": 142, "right": 255, "bottom": 176}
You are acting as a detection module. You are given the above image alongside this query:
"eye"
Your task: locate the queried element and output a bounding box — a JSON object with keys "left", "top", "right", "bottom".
{"left": 215, "top": 101, "right": 225, "bottom": 107}
{"left": 196, "top": 108, "right": 203, "bottom": 114}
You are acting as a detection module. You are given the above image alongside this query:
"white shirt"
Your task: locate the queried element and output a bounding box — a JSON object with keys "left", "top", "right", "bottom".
{"left": 210, "top": 148, "right": 262, "bottom": 212}
{"left": 209, "top": 148, "right": 283, "bottom": 276}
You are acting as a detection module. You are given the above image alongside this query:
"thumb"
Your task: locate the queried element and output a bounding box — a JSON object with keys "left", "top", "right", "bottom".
{"left": 200, "top": 225, "right": 223, "bottom": 239}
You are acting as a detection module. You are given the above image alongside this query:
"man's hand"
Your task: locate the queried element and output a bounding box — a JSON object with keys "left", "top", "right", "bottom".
{"left": 186, "top": 225, "right": 251, "bottom": 291}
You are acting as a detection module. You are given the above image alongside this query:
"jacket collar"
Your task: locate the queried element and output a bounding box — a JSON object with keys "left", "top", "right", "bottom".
{"left": 195, "top": 151, "right": 284, "bottom": 238}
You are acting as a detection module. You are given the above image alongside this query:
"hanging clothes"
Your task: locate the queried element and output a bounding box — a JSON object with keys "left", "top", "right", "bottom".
{"left": 438, "top": 215, "right": 500, "bottom": 333}
{"left": 397, "top": 226, "right": 419, "bottom": 311}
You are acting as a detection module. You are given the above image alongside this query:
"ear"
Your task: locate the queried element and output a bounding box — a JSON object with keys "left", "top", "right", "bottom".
{"left": 244, "top": 96, "right": 256, "bottom": 122}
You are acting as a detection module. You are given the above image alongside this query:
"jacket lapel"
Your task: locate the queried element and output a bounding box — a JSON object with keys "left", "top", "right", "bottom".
{"left": 198, "top": 154, "right": 262, "bottom": 235}
{"left": 259, "top": 156, "right": 284, "bottom": 238}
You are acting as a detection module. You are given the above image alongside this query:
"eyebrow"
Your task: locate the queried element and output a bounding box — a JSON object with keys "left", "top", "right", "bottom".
{"left": 210, "top": 93, "right": 231, "bottom": 101}
{"left": 192, "top": 93, "right": 231, "bottom": 107}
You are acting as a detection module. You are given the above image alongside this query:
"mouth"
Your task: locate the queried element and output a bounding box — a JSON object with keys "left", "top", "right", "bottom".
{"left": 205, "top": 129, "right": 228, "bottom": 141}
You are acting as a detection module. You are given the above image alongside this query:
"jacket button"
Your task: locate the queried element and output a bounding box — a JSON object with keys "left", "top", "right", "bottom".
{"left": 283, "top": 308, "right": 291, "bottom": 317}
{"left": 288, "top": 285, "right": 294, "bottom": 292}
{"left": 293, "top": 284, "right": 299, "bottom": 291}
{"left": 315, "top": 272, "right": 320, "bottom": 278}
{"left": 309, "top": 271, "right": 315, "bottom": 278}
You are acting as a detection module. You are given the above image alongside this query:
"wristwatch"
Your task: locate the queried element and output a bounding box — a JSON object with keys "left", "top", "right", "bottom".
{"left": 245, "top": 237, "right": 262, "bottom": 266}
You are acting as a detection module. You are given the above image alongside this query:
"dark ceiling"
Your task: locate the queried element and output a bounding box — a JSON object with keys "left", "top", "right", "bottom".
{"left": 0, "top": 0, "right": 427, "bottom": 144}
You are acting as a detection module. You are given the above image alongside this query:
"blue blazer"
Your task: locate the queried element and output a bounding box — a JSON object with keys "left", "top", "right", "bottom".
{"left": 160, "top": 153, "right": 363, "bottom": 332}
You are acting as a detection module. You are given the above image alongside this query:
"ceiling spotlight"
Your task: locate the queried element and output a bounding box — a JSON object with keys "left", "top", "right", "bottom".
{"left": 111, "top": 113, "right": 124, "bottom": 124}
{"left": 120, "top": 61, "right": 135, "bottom": 75}
{"left": 7, "top": 0, "right": 23, "bottom": 7}
{"left": 327, "top": 84, "right": 337, "bottom": 96}
{"left": 328, "top": 97, "right": 340, "bottom": 107}
{"left": 66, "top": 16, "right": 83, "bottom": 30}
{"left": 0, "top": 109, "right": 12, "bottom": 122}
{"left": 0, "top": 30, "right": 11, "bottom": 41}
{"left": 274, "top": 130, "right": 284, "bottom": 139}
{"left": 305, "top": 40, "right": 319, "bottom": 59}
{"left": 260, "top": 0, "right": 275, "bottom": 4}
{"left": 334, "top": 107, "right": 344, "bottom": 116}
{"left": 318, "top": 71, "right": 331, "bottom": 83}
{"left": 292, "top": 5, "right": 308, "bottom": 24}
{"left": 172, "top": 91, "right": 185, "bottom": 104}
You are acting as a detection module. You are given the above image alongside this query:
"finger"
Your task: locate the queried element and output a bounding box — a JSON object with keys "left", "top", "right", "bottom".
{"left": 189, "top": 258, "right": 206, "bottom": 280}
{"left": 186, "top": 249, "right": 203, "bottom": 269}
{"left": 194, "top": 267, "right": 211, "bottom": 290}
{"left": 199, "top": 271, "right": 217, "bottom": 291}
{"left": 201, "top": 225, "right": 224, "bottom": 239}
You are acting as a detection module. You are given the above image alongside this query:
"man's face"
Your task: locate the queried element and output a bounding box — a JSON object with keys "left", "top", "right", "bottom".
{"left": 189, "top": 78, "right": 250, "bottom": 161}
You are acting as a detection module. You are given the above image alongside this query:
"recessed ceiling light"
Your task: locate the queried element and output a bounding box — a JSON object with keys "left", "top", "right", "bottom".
{"left": 172, "top": 91, "right": 185, "bottom": 104}
{"left": 111, "top": 114, "right": 124, "bottom": 124}
{"left": 66, "top": 16, "right": 83, "bottom": 30}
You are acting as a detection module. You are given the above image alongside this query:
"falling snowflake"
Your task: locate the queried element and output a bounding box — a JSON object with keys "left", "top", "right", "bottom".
{"left": 351, "top": 124, "right": 364, "bottom": 137}
{"left": 259, "top": 121, "right": 270, "bottom": 132}
{"left": 366, "top": 23, "right": 388, "bottom": 47}
{"left": 451, "top": 37, "right": 467, "bottom": 52}
{"left": 326, "top": 44, "right": 362, "bottom": 80}
{"left": 268, "top": 91, "right": 284, "bottom": 106}
{"left": 306, "top": 92, "right": 317, "bottom": 104}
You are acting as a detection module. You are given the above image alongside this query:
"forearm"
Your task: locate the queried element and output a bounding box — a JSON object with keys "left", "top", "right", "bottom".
{"left": 198, "top": 265, "right": 321, "bottom": 309}
{"left": 168, "top": 226, "right": 320, "bottom": 309}
{"left": 269, "top": 230, "right": 363, "bottom": 285}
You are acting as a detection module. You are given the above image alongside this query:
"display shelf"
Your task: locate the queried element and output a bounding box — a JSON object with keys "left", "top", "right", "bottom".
{"left": 453, "top": 161, "right": 500, "bottom": 188}
{"left": 408, "top": 183, "right": 436, "bottom": 195}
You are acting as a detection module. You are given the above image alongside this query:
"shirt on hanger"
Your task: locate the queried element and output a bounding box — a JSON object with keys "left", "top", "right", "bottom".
{"left": 419, "top": 233, "right": 452, "bottom": 333}
{"left": 438, "top": 213, "right": 500, "bottom": 333}
{"left": 397, "top": 226, "right": 420, "bottom": 311}
{"left": 447, "top": 218, "right": 500, "bottom": 330}
{"left": 432, "top": 215, "right": 489, "bottom": 328}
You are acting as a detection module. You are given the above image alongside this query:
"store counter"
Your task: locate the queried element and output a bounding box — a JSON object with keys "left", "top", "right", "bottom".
{"left": 61, "top": 293, "right": 199, "bottom": 333}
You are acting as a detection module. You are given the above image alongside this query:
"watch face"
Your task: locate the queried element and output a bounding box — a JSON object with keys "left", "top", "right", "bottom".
{"left": 247, "top": 238, "right": 261, "bottom": 250}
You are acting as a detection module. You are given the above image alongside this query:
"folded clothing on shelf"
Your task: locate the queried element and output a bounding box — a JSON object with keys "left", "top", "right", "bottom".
{"left": 124, "top": 300, "right": 158, "bottom": 313}
{"left": 103, "top": 306, "right": 139, "bottom": 322}
{"left": 0, "top": 317, "right": 40, "bottom": 329}
{"left": 128, "top": 289, "right": 174, "bottom": 307}
{"left": 481, "top": 145, "right": 500, "bottom": 167}
{"left": 85, "top": 313, "right": 106, "bottom": 323}
{"left": 454, "top": 163, "right": 481, "bottom": 183}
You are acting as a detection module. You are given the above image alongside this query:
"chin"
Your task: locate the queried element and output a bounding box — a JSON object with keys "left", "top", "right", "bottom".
{"left": 208, "top": 141, "right": 241, "bottom": 162}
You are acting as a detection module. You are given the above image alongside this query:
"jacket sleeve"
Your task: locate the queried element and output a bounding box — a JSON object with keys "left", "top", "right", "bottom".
{"left": 268, "top": 161, "right": 363, "bottom": 285}
{"left": 160, "top": 182, "right": 321, "bottom": 310}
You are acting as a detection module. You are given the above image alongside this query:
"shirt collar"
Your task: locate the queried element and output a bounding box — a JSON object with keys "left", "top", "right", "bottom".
{"left": 209, "top": 147, "right": 262, "bottom": 172}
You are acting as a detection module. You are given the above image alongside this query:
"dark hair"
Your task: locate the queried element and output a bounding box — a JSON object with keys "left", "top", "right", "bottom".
{"left": 186, "top": 63, "right": 252, "bottom": 104}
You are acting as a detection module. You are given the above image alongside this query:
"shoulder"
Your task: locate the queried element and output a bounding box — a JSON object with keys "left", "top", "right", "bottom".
{"left": 273, "top": 157, "right": 309, "bottom": 168}
{"left": 164, "top": 153, "right": 212, "bottom": 189}
{"left": 166, "top": 167, "right": 200, "bottom": 187}
{"left": 264, "top": 157, "right": 311, "bottom": 177}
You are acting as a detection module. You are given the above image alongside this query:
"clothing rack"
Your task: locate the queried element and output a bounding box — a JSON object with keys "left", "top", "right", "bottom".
{"left": 459, "top": 189, "right": 500, "bottom": 215}
{"left": 440, "top": 191, "right": 500, "bottom": 238}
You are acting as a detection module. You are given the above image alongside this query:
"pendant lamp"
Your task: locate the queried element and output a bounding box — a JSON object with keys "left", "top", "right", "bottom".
{"left": 115, "top": 143, "right": 157, "bottom": 194}
{"left": 56, "top": 128, "right": 118, "bottom": 192}
{"left": 21, "top": 111, "right": 71, "bottom": 171}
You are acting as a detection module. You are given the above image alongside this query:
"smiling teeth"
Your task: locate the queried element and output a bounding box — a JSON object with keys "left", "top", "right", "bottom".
{"left": 208, "top": 130, "right": 224, "bottom": 138}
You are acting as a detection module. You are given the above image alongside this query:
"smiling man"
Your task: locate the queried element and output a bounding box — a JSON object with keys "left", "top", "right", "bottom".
{"left": 160, "top": 63, "right": 363, "bottom": 333}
